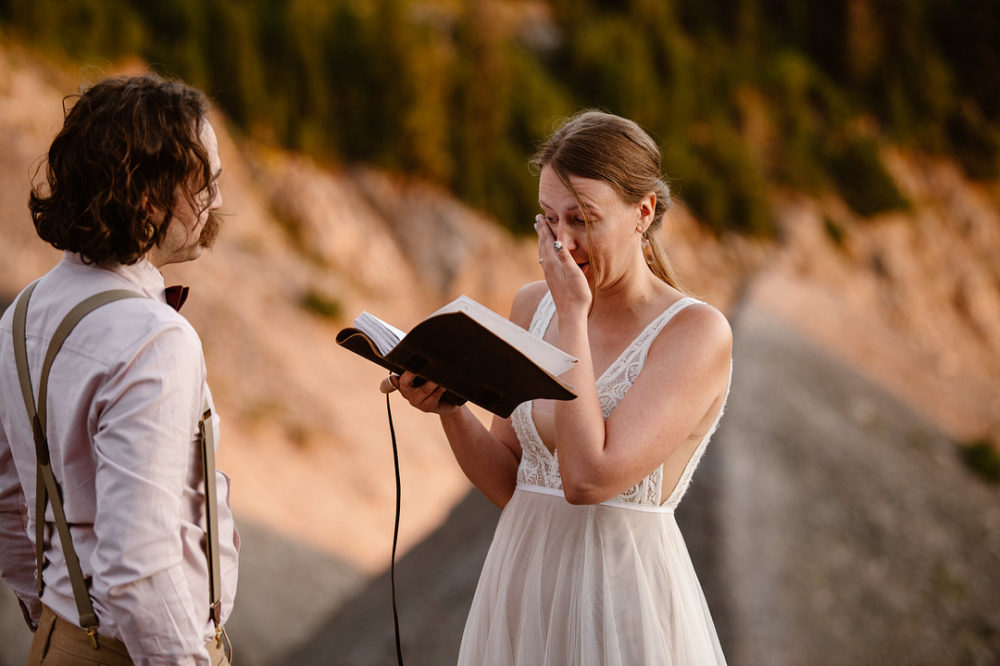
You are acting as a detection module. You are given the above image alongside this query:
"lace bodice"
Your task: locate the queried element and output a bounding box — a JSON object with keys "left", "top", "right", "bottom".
{"left": 513, "top": 292, "right": 728, "bottom": 511}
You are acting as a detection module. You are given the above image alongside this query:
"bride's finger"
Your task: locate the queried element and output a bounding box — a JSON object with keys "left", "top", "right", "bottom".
{"left": 535, "top": 214, "right": 555, "bottom": 243}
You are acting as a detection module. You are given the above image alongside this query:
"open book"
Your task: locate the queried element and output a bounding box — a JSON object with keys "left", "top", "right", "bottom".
{"left": 336, "top": 295, "right": 577, "bottom": 417}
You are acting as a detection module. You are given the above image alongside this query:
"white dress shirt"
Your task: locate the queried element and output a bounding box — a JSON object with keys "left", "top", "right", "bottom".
{"left": 0, "top": 253, "right": 239, "bottom": 665}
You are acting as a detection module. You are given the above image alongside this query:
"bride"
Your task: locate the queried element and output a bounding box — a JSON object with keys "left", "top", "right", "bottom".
{"left": 386, "top": 110, "right": 731, "bottom": 665}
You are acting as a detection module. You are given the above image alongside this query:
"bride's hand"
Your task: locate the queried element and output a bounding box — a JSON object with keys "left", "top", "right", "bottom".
{"left": 381, "top": 371, "right": 462, "bottom": 416}
{"left": 535, "top": 214, "right": 591, "bottom": 317}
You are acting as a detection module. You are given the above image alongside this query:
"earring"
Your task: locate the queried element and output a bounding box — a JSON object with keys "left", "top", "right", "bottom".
{"left": 641, "top": 231, "right": 654, "bottom": 263}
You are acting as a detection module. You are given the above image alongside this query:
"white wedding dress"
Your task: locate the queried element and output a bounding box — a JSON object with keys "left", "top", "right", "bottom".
{"left": 458, "top": 292, "right": 728, "bottom": 665}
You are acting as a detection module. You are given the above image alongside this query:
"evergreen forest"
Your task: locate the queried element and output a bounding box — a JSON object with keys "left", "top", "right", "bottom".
{"left": 1, "top": 0, "right": 998, "bottom": 236}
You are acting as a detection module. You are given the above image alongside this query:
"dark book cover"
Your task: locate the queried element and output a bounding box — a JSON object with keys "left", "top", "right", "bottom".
{"left": 337, "top": 301, "right": 577, "bottom": 418}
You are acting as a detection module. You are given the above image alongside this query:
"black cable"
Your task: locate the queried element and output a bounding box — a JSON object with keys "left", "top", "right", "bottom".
{"left": 386, "top": 392, "right": 404, "bottom": 666}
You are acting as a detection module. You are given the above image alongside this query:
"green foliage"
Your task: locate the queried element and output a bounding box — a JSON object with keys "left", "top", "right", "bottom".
{"left": 8, "top": 0, "right": 145, "bottom": 60}
{"left": 765, "top": 51, "right": 851, "bottom": 192}
{"left": 3, "top": 0, "right": 998, "bottom": 235}
{"left": 960, "top": 438, "right": 1000, "bottom": 484}
{"left": 675, "top": 119, "right": 774, "bottom": 236}
{"left": 828, "top": 137, "right": 908, "bottom": 218}
{"left": 300, "top": 288, "right": 342, "bottom": 320}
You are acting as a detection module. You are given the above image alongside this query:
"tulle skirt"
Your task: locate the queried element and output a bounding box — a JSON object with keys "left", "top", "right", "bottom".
{"left": 458, "top": 487, "right": 726, "bottom": 665}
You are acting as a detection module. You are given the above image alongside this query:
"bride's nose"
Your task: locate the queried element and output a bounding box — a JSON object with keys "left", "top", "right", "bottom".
{"left": 553, "top": 225, "right": 579, "bottom": 252}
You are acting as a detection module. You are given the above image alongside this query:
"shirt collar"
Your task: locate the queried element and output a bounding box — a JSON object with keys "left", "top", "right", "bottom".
{"left": 62, "top": 251, "right": 168, "bottom": 302}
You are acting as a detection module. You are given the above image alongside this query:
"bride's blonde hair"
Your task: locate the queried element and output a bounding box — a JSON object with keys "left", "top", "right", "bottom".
{"left": 531, "top": 110, "right": 685, "bottom": 292}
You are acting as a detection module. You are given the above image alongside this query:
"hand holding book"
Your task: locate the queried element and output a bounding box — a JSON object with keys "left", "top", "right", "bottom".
{"left": 337, "top": 295, "right": 578, "bottom": 417}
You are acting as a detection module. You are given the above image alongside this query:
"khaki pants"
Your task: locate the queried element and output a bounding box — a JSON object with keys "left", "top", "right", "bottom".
{"left": 27, "top": 605, "right": 232, "bottom": 665}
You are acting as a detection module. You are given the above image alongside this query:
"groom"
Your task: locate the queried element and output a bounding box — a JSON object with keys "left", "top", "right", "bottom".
{"left": 0, "top": 73, "right": 239, "bottom": 665}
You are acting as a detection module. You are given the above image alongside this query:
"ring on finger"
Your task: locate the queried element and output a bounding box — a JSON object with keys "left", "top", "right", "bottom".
{"left": 553, "top": 240, "right": 563, "bottom": 251}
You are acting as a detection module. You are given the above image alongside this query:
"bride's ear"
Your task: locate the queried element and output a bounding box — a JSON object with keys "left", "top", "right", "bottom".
{"left": 636, "top": 193, "right": 656, "bottom": 234}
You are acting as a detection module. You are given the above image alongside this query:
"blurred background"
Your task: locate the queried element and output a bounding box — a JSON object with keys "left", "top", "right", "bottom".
{"left": 1, "top": 1, "right": 998, "bottom": 664}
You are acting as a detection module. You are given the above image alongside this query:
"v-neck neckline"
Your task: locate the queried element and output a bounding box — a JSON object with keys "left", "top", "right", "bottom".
{"left": 528, "top": 294, "right": 697, "bottom": 457}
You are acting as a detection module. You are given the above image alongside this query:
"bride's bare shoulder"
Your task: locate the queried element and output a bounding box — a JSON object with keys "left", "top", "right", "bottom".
{"left": 508, "top": 281, "right": 549, "bottom": 328}
{"left": 649, "top": 297, "right": 732, "bottom": 371}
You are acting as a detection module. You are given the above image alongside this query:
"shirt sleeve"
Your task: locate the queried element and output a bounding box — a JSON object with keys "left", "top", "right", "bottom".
{"left": 0, "top": 429, "right": 41, "bottom": 630}
{"left": 88, "top": 321, "right": 211, "bottom": 665}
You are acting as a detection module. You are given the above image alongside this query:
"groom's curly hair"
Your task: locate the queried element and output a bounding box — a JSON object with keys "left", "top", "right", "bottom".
{"left": 30, "top": 73, "right": 217, "bottom": 265}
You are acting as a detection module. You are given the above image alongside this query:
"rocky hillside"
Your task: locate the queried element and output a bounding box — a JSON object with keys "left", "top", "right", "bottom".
{"left": 0, "top": 44, "right": 541, "bottom": 572}
{"left": 2, "top": 40, "right": 998, "bottom": 572}
{"left": 1, "top": 43, "right": 998, "bottom": 664}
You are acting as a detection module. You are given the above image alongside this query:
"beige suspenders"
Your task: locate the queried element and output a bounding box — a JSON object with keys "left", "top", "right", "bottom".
{"left": 11, "top": 282, "right": 224, "bottom": 649}
{"left": 198, "top": 405, "right": 223, "bottom": 646}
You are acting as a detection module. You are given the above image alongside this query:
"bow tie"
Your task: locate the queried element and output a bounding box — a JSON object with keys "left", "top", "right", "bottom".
{"left": 164, "top": 285, "right": 189, "bottom": 311}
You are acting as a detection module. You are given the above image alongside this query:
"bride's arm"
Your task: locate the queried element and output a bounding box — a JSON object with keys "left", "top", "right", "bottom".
{"left": 435, "top": 403, "right": 520, "bottom": 509}
{"left": 554, "top": 302, "right": 732, "bottom": 504}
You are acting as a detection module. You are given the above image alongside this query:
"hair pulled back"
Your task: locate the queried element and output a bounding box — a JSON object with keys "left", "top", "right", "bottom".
{"left": 531, "top": 110, "right": 684, "bottom": 290}
{"left": 30, "top": 73, "right": 214, "bottom": 265}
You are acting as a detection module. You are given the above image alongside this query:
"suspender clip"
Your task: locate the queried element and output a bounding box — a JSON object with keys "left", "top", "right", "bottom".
{"left": 212, "top": 600, "right": 223, "bottom": 648}
{"left": 86, "top": 625, "right": 99, "bottom": 649}
{"left": 211, "top": 600, "right": 222, "bottom": 628}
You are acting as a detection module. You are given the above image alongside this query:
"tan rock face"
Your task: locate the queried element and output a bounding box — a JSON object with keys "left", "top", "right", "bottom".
{"left": 1, "top": 46, "right": 997, "bottom": 572}
{"left": 749, "top": 152, "right": 1000, "bottom": 441}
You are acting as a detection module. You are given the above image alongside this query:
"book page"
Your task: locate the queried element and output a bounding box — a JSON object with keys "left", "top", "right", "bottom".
{"left": 354, "top": 311, "right": 406, "bottom": 356}
{"left": 430, "top": 295, "right": 578, "bottom": 376}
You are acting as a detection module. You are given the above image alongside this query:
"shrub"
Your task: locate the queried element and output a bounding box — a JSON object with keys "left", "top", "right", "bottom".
{"left": 828, "top": 137, "right": 908, "bottom": 217}
{"left": 960, "top": 438, "right": 1000, "bottom": 484}
{"left": 301, "top": 289, "right": 342, "bottom": 320}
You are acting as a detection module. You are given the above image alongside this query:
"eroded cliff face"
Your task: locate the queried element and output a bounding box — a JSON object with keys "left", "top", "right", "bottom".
{"left": 1, "top": 46, "right": 996, "bottom": 575}
{"left": 747, "top": 151, "right": 1000, "bottom": 442}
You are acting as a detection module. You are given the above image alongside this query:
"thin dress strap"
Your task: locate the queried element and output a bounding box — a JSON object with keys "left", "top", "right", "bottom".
{"left": 597, "top": 297, "right": 702, "bottom": 418}
{"left": 527, "top": 291, "right": 556, "bottom": 337}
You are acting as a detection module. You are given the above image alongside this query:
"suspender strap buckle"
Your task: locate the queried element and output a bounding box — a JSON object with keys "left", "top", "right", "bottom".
{"left": 210, "top": 600, "right": 222, "bottom": 627}
{"left": 86, "top": 625, "right": 99, "bottom": 649}
{"left": 211, "top": 601, "right": 223, "bottom": 647}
